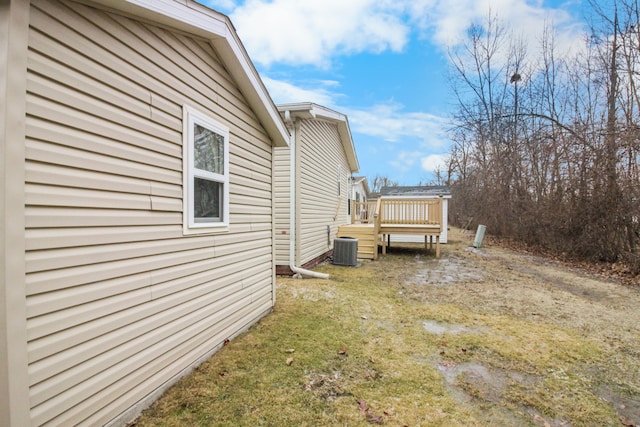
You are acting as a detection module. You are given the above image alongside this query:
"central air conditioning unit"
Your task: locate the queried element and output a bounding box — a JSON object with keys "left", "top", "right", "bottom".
{"left": 333, "top": 237, "right": 358, "bottom": 266}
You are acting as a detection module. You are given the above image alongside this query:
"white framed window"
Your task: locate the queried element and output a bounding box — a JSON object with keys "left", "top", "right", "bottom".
{"left": 183, "top": 105, "right": 229, "bottom": 234}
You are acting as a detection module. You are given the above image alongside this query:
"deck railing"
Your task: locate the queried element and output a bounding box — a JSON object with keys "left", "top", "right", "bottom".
{"left": 344, "top": 196, "right": 444, "bottom": 259}
{"left": 351, "top": 197, "right": 443, "bottom": 228}
{"left": 378, "top": 197, "right": 442, "bottom": 227}
{"left": 350, "top": 200, "right": 378, "bottom": 224}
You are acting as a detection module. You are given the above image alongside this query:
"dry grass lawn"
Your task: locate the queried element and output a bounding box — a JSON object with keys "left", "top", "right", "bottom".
{"left": 133, "top": 228, "right": 640, "bottom": 426}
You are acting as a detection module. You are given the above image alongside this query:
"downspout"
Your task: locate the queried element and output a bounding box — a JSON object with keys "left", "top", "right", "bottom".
{"left": 285, "top": 111, "right": 329, "bottom": 279}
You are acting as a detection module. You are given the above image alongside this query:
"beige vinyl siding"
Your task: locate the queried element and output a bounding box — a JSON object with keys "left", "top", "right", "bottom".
{"left": 0, "top": 1, "right": 31, "bottom": 425}
{"left": 25, "top": 1, "right": 274, "bottom": 425}
{"left": 273, "top": 146, "right": 291, "bottom": 265}
{"left": 297, "top": 119, "right": 350, "bottom": 265}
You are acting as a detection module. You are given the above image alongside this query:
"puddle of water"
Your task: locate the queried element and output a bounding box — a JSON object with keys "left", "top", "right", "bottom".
{"left": 412, "top": 255, "right": 484, "bottom": 286}
{"left": 437, "top": 361, "right": 492, "bottom": 386}
{"left": 436, "top": 360, "right": 544, "bottom": 425}
{"left": 435, "top": 361, "right": 510, "bottom": 408}
{"left": 423, "top": 320, "right": 487, "bottom": 335}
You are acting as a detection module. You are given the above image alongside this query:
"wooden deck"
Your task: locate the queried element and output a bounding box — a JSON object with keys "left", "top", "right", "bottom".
{"left": 336, "top": 223, "right": 378, "bottom": 260}
{"left": 338, "top": 197, "right": 443, "bottom": 260}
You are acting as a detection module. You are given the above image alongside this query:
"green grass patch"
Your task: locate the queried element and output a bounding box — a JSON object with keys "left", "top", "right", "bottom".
{"left": 134, "top": 239, "right": 639, "bottom": 426}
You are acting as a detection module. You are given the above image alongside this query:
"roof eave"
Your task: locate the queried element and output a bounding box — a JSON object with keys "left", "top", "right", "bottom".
{"left": 277, "top": 102, "right": 359, "bottom": 172}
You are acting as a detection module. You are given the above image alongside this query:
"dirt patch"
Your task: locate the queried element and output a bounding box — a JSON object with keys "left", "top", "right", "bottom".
{"left": 303, "top": 371, "right": 351, "bottom": 401}
{"left": 289, "top": 286, "right": 337, "bottom": 301}
{"left": 404, "top": 237, "right": 640, "bottom": 340}
{"left": 599, "top": 385, "right": 640, "bottom": 426}
{"left": 400, "top": 229, "right": 640, "bottom": 426}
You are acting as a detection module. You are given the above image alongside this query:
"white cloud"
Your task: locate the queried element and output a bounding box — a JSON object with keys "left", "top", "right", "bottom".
{"left": 217, "top": 0, "right": 586, "bottom": 82}
{"left": 261, "top": 76, "right": 341, "bottom": 106}
{"left": 260, "top": 76, "right": 453, "bottom": 178}
{"left": 387, "top": 151, "right": 450, "bottom": 180}
{"left": 202, "top": 0, "right": 585, "bottom": 68}
{"left": 229, "top": 0, "right": 410, "bottom": 67}
{"left": 345, "top": 102, "right": 449, "bottom": 149}
{"left": 410, "top": 0, "right": 584, "bottom": 59}
{"left": 421, "top": 153, "right": 448, "bottom": 173}
{"left": 262, "top": 76, "right": 450, "bottom": 149}
{"left": 390, "top": 150, "right": 423, "bottom": 172}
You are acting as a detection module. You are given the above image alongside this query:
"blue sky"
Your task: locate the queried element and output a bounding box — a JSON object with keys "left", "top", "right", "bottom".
{"left": 198, "top": 0, "right": 588, "bottom": 185}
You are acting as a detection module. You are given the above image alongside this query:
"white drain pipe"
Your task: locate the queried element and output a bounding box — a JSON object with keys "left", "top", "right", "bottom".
{"left": 285, "top": 111, "right": 329, "bottom": 279}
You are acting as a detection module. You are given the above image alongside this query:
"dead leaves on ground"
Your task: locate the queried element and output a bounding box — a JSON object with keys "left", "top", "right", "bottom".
{"left": 533, "top": 414, "right": 551, "bottom": 427}
{"left": 290, "top": 346, "right": 389, "bottom": 424}
{"left": 357, "top": 398, "right": 384, "bottom": 424}
{"left": 284, "top": 348, "right": 295, "bottom": 366}
{"left": 620, "top": 415, "right": 637, "bottom": 427}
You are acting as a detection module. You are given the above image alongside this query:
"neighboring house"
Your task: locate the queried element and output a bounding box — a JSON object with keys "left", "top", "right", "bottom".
{"left": 274, "top": 103, "right": 359, "bottom": 275}
{"left": 348, "top": 176, "right": 370, "bottom": 223}
{"left": 380, "top": 186, "right": 452, "bottom": 243}
{"left": 0, "top": 1, "right": 289, "bottom": 426}
{"left": 350, "top": 176, "right": 370, "bottom": 202}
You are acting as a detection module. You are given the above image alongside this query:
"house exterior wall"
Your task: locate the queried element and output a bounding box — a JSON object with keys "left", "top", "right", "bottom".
{"left": 20, "top": 1, "right": 276, "bottom": 425}
{"left": 0, "top": 1, "right": 31, "bottom": 426}
{"left": 351, "top": 179, "right": 369, "bottom": 203}
{"left": 297, "top": 119, "right": 350, "bottom": 266}
{"left": 273, "top": 146, "right": 291, "bottom": 265}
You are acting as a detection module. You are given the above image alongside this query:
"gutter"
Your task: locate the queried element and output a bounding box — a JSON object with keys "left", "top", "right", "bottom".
{"left": 284, "top": 111, "right": 329, "bottom": 279}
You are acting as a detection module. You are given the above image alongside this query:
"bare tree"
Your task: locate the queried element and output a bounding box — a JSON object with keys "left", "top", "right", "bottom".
{"left": 369, "top": 175, "right": 398, "bottom": 193}
{"left": 446, "top": 2, "right": 640, "bottom": 271}
{"left": 447, "top": 12, "right": 528, "bottom": 236}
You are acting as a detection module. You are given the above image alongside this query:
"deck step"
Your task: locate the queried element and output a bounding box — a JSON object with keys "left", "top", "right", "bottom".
{"left": 337, "top": 225, "right": 377, "bottom": 260}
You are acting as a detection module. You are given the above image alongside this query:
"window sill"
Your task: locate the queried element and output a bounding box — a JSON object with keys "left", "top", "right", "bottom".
{"left": 182, "top": 224, "right": 230, "bottom": 236}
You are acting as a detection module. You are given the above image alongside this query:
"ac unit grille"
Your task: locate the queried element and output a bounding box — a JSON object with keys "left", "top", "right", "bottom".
{"left": 333, "top": 237, "right": 358, "bottom": 266}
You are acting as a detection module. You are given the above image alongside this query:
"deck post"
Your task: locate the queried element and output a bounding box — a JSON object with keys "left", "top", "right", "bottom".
{"left": 350, "top": 200, "right": 354, "bottom": 223}
{"left": 373, "top": 197, "right": 382, "bottom": 259}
